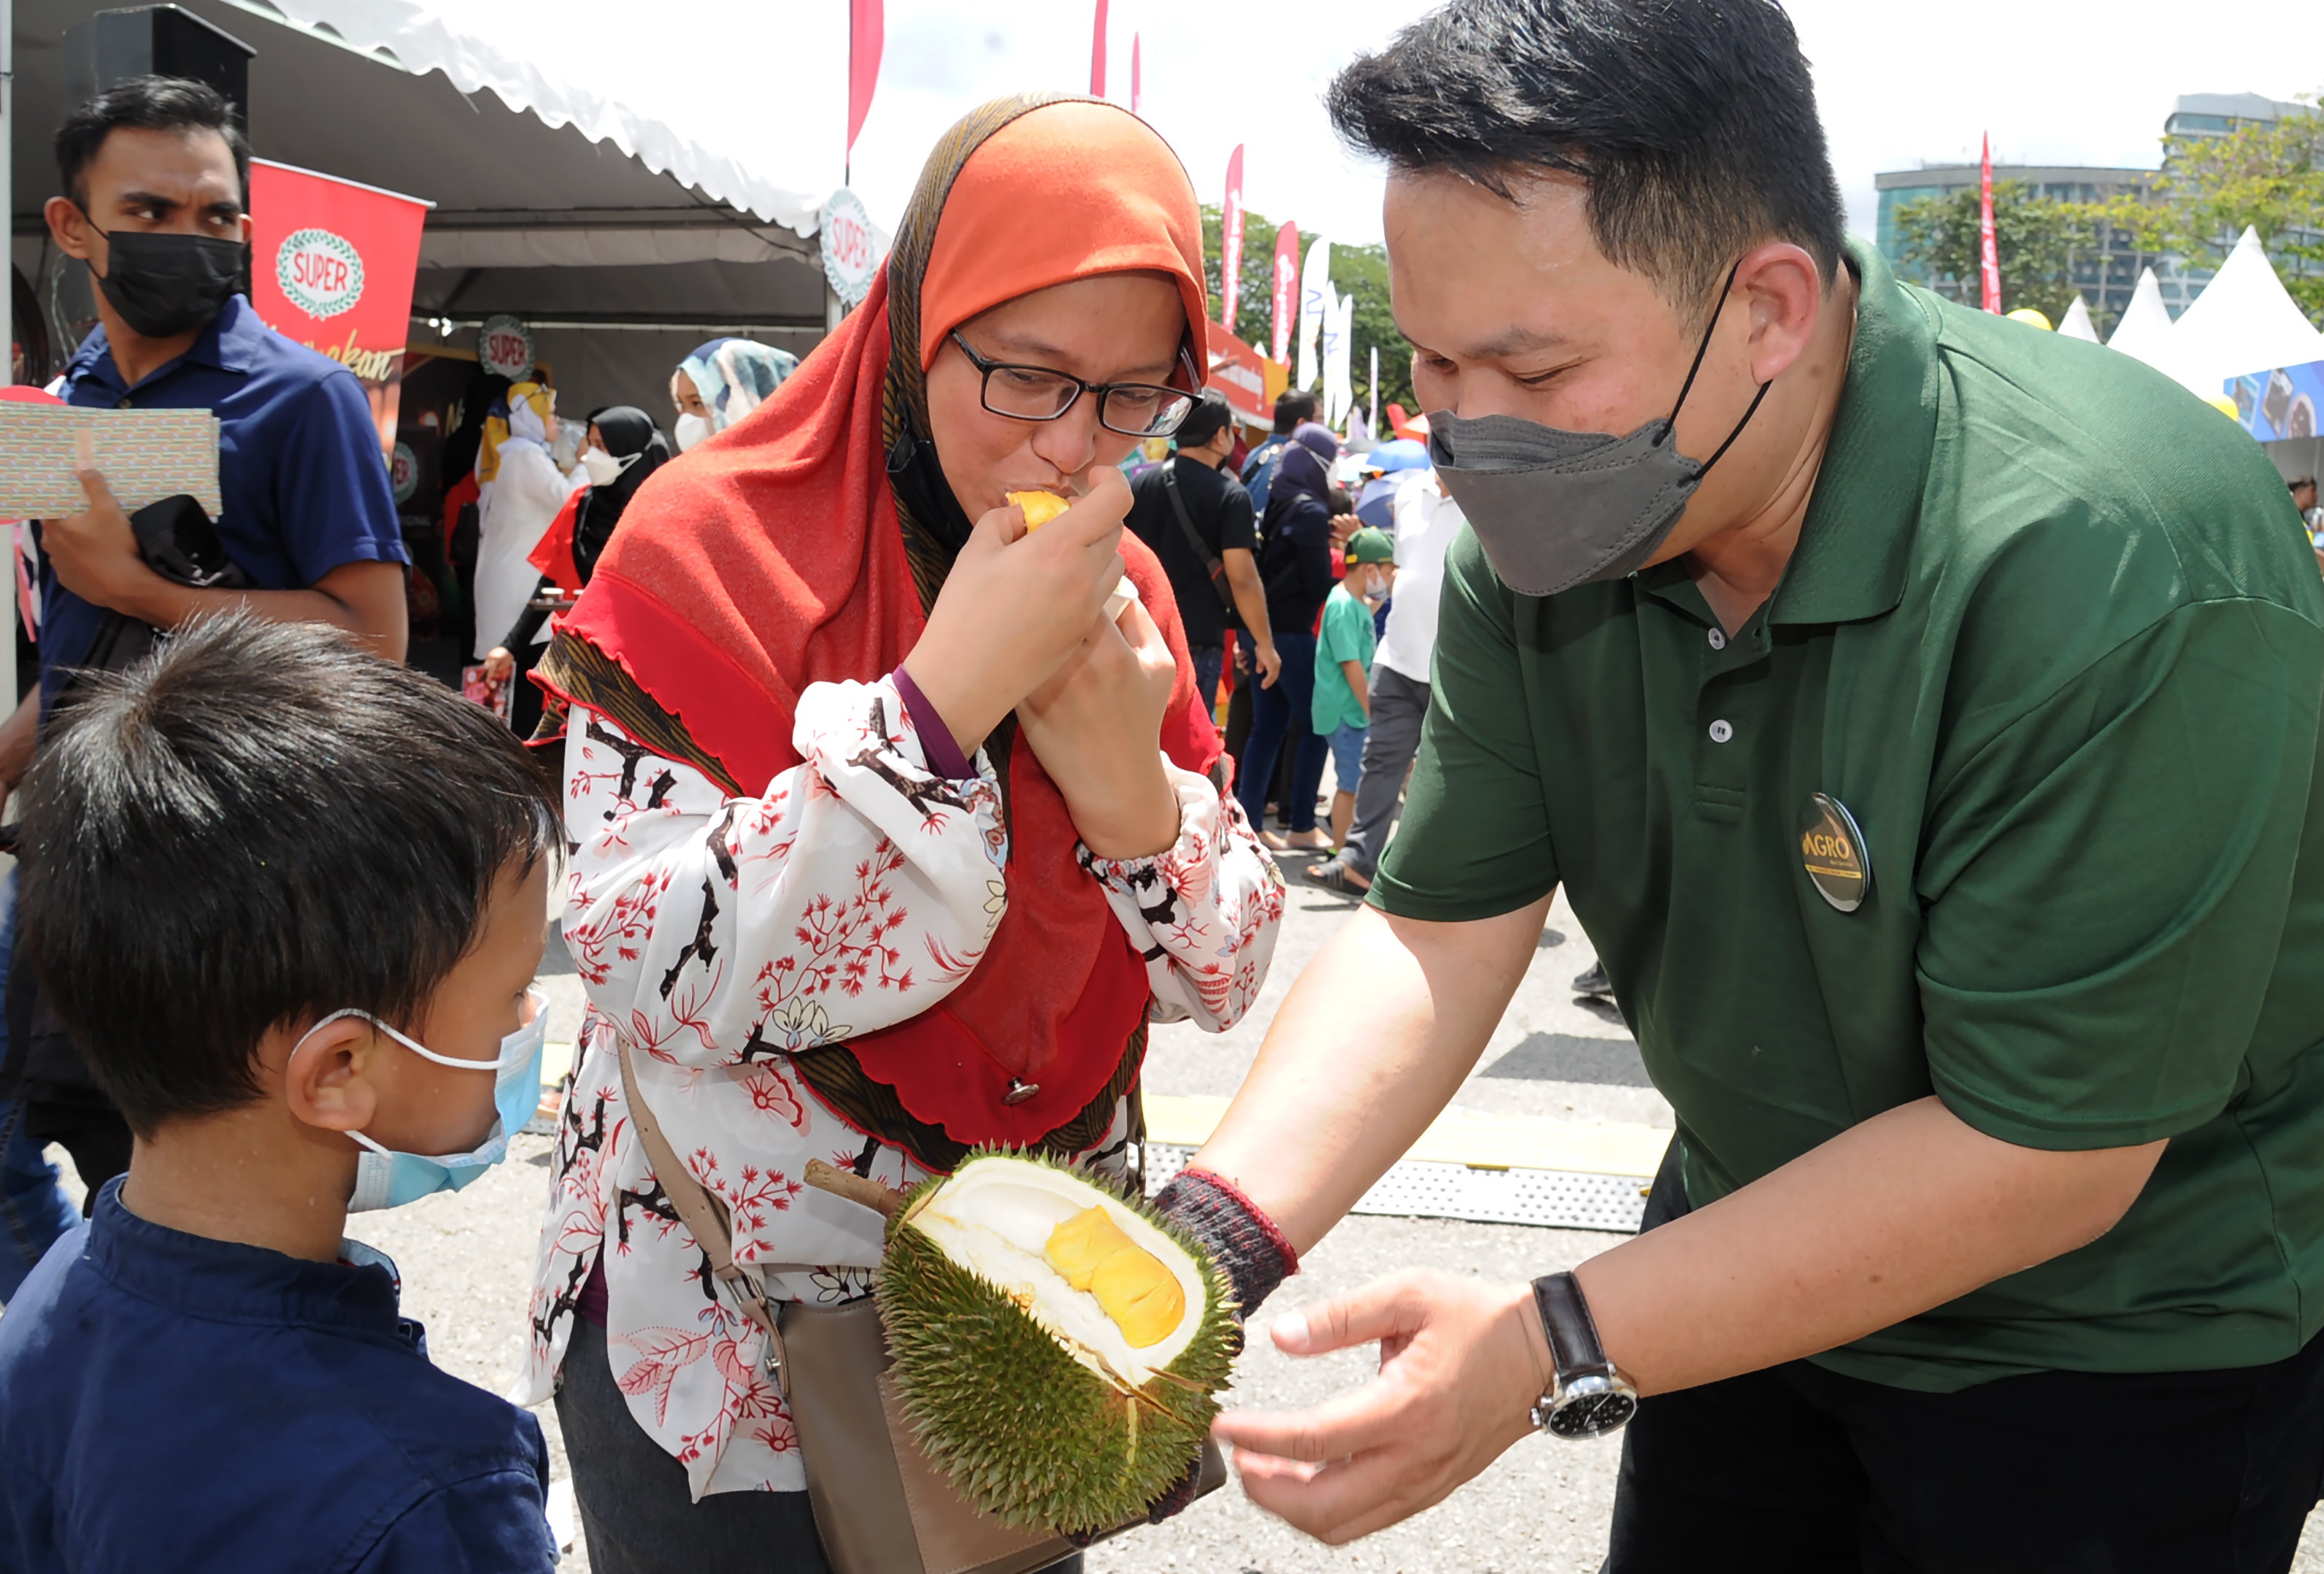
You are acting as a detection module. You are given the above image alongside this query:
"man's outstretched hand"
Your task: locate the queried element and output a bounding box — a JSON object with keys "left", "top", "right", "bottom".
{"left": 1214, "top": 1269, "right": 1552, "bottom": 1545}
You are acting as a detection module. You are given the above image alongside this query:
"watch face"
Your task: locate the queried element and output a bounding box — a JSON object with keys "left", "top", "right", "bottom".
{"left": 1548, "top": 1389, "right": 1639, "bottom": 1439}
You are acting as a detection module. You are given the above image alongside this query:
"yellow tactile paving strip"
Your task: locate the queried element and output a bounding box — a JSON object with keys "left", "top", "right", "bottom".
{"left": 1142, "top": 1094, "right": 1670, "bottom": 1180}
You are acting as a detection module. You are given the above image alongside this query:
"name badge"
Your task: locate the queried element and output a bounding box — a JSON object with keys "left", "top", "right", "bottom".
{"left": 1798, "top": 793, "right": 1870, "bottom": 913}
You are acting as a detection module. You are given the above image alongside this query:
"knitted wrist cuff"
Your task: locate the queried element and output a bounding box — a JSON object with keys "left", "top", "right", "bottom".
{"left": 1154, "top": 1167, "right": 1298, "bottom": 1318}
{"left": 889, "top": 665, "right": 973, "bottom": 780}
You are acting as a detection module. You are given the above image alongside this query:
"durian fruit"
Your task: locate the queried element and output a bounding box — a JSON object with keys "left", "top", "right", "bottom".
{"left": 1004, "top": 488, "right": 1139, "bottom": 618}
{"left": 1008, "top": 489, "right": 1073, "bottom": 529}
{"left": 877, "top": 1150, "right": 1234, "bottom": 1534}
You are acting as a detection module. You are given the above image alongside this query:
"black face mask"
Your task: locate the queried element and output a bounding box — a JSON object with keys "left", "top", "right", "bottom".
{"left": 89, "top": 222, "right": 248, "bottom": 339}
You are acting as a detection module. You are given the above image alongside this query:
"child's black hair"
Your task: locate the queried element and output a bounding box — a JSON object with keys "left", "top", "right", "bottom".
{"left": 15, "top": 615, "right": 563, "bottom": 1135}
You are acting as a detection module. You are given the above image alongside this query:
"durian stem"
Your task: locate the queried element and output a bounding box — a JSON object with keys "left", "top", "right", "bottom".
{"left": 804, "top": 1158, "right": 909, "bottom": 1221}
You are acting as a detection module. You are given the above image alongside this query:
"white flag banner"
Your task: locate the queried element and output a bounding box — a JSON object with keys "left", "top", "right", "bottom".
{"left": 1318, "top": 288, "right": 1344, "bottom": 421}
{"left": 1329, "top": 293, "right": 1355, "bottom": 429}
{"left": 1298, "top": 234, "right": 1333, "bottom": 392}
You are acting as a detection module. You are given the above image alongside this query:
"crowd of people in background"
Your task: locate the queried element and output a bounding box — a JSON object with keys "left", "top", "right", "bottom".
{"left": 1121, "top": 380, "right": 1469, "bottom": 894}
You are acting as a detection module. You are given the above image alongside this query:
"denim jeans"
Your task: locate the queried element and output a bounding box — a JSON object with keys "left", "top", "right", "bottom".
{"left": 1188, "top": 644, "right": 1226, "bottom": 726}
{"left": 1237, "top": 630, "right": 1327, "bottom": 833}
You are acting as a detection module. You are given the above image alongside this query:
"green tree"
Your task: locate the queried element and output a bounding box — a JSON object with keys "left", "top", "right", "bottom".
{"left": 2094, "top": 99, "right": 2324, "bottom": 325}
{"left": 1198, "top": 204, "right": 1417, "bottom": 425}
{"left": 1892, "top": 180, "right": 2105, "bottom": 326}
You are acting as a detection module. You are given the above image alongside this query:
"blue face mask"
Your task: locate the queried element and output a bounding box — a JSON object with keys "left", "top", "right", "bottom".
{"left": 293, "top": 990, "right": 549, "bottom": 1213}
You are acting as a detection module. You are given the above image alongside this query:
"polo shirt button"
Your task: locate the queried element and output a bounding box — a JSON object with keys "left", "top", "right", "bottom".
{"left": 1708, "top": 719, "right": 1734, "bottom": 744}
{"left": 1707, "top": 628, "right": 1727, "bottom": 650}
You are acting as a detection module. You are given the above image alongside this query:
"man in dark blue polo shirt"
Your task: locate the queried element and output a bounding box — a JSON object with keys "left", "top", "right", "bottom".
{"left": 0, "top": 77, "right": 407, "bottom": 1270}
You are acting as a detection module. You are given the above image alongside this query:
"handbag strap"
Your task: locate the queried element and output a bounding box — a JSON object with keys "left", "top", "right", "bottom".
{"left": 616, "top": 1034, "right": 796, "bottom": 1397}
{"left": 1161, "top": 459, "right": 1238, "bottom": 612}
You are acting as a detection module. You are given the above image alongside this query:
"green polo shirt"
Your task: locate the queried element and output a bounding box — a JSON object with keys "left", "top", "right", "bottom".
{"left": 1371, "top": 238, "right": 2324, "bottom": 1391}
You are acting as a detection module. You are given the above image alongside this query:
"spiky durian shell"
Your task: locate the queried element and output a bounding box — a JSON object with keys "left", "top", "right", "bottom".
{"left": 876, "top": 1149, "right": 1236, "bottom": 1534}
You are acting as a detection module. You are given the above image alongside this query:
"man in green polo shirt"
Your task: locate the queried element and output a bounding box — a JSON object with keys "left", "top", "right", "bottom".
{"left": 1159, "top": 0, "right": 2324, "bottom": 1567}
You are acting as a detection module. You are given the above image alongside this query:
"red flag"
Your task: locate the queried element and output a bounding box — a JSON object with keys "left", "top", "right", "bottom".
{"left": 1131, "top": 34, "right": 1142, "bottom": 117}
{"left": 1221, "top": 146, "right": 1246, "bottom": 331}
{"left": 848, "top": 0, "right": 884, "bottom": 164}
{"left": 1271, "top": 220, "right": 1299, "bottom": 365}
{"left": 1090, "top": 0, "right": 1107, "bottom": 97}
{"left": 249, "top": 158, "right": 430, "bottom": 461}
{"left": 1979, "top": 133, "right": 2001, "bottom": 314}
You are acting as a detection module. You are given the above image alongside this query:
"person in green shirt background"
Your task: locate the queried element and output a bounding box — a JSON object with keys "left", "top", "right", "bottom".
{"left": 1152, "top": 0, "right": 2324, "bottom": 1567}
{"left": 1314, "top": 527, "right": 1395, "bottom": 850}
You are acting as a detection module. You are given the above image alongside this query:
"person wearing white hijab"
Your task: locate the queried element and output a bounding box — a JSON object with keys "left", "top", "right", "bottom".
{"left": 471, "top": 380, "right": 582, "bottom": 663}
{"left": 668, "top": 338, "right": 798, "bottom": 452}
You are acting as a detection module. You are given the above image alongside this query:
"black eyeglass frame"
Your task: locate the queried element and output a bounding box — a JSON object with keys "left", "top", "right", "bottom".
{"left": 946, "top": 330, "right": 1201, "bottom": 439}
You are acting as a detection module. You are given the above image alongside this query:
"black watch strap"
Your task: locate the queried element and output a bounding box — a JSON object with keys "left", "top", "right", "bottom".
{"left": 1532, "top": 1270, "right": 1611, "bottom": 1380}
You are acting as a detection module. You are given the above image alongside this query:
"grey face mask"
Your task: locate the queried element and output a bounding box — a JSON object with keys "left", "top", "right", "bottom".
{"left": 1426, "top": 268, "right": 1771, "bottom": 596}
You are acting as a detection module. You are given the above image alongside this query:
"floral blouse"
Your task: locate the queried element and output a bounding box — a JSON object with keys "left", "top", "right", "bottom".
{"left": 513, "top": 676, "right": 1282, "bottom": 1500}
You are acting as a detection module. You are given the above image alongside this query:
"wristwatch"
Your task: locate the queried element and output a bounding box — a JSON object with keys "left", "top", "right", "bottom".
{"left": 1528, "top": 1271, "right": 1639, "bottom": 1439}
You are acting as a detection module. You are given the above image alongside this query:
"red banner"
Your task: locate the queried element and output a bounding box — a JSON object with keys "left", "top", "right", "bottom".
{"left": 849, "top": 0, "right": 884, "bottom": 162}
{"left": 1221, "top": 146, "right": 1245, "bottom": 333}
{"left": 1090, "top": 0, "right": 1108, "bottom": 96}
{"left": 1271, "top": 220, "right": 1299, "bottom": 366}
{"left": 249, "top": 158, "right": 431, "bottom": 462}
{"left": 1979, "top": 134, "right": 2001, "bottom": 314}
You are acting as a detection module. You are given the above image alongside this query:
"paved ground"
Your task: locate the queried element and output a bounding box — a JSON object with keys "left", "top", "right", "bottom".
{"left": 24, "top": 801, "right": 2324, "bottom": 1568}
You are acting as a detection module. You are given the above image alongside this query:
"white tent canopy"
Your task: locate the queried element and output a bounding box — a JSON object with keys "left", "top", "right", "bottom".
{"left": 2057, "top": 293, "right": 2100, "bottom": 342}
{"left": 2158, "top": 226, "right": 2324, "bottom": 398}
{"left": 242, "top": 0, "right": 847, "bottom": 236}
{"left": 2107, "top": 266, "right": 2177, "bottom": 366}
{"left": 11, "top": 0, "right": 853, "bottom": 410}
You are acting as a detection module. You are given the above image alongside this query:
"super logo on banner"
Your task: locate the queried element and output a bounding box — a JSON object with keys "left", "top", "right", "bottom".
{"left": 249, "top": 159, "right": 432, "bottom": 463}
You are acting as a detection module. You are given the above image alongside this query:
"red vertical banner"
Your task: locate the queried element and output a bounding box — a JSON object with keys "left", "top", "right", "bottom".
{"left": 1271, "top": 220, "right": 1299, "bottom": 365}
{"left": 1979, "top": 133, "right": 2001, "bottom": 314}
{"left": 248, "top": 158, "right": 431, "bottom": 463}
{"left": 1131, "top": 33, "right": 1142, "bottom": 117}
{"left": 1090, "top": 0, "right": 1108, "bottom": 97}
{"left": 1220, "top": 145, "right": 1245, "bottom": 333}
{"left": 848, "top": 0, "right": 885, "bottom": 166}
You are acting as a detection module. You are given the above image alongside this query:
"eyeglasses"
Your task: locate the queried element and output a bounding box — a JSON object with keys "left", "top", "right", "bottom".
{"left": 947, "top": 331, "right": 1196, "bottom": 438}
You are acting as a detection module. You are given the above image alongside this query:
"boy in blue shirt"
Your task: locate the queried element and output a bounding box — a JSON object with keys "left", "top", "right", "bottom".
{"left": 1313, "top": 527, "right": 1396, "bottom": 851}
{"left": 0, "top": 617, "right": 562, "bottom": 1573}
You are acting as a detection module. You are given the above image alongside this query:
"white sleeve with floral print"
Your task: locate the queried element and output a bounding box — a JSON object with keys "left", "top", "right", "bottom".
{"left": 514, "top": 676, "right": 1282, "bottom": 1501}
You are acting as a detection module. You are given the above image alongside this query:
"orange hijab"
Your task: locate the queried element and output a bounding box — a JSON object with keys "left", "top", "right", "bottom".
{"left": 559, "top": 97, "right": 1218, "bottom": 1156}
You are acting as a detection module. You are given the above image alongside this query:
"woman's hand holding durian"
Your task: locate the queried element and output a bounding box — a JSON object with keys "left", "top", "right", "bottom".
{"left": 900, "top": 467, "right": 1134, "bottom": 762}
{"left": 903, "top": 465, "right": 1180, "bottom": 860}
{"left": 1013, "top": 595, "right": 1180, "bottom": 859}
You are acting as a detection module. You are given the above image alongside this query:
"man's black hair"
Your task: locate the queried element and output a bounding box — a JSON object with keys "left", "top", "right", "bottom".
{"left": 1326, "top": 0, "right": 1846, "bottom": 323}
{"left": 15, "top": 616, "right": 561, "bottom": 1135}
{"left": 1272, "top": 389, "right": 1320, "bottom": 433}
{"left": 2291, "top": 477, "right": 2317, "bottom": 491}
{"left": 55, "top": 75, "right": 249, "bottom": 210}
{"left": 1176, "top": 390, "right": 1236, "bottom": 450}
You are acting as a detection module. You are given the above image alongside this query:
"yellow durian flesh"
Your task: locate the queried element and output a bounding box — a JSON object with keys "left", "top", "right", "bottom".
{"left": 904, "top": 1159, "right": 1206, "bottom": 1387}
{"left": 1008, "top": 489, "right": 1072, "bottom": 529}
{"left": 1087, "top": 1240, "right": 1185, "bottom": 1348}
{"left": 1044, "top": 1205, "right": 1131, "bottom": 1291}
{"left": 1044, "top": 1207, "right": 1188, "bottom": 1348}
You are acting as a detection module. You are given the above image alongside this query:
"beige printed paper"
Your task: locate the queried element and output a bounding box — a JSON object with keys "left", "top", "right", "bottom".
{"left": 0, "top": 405, "right": 223, "bottom": 518}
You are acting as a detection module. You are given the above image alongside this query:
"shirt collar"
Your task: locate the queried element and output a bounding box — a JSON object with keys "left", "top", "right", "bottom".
{"left": 83, "top": 1175, "right": 406, "bottom": 1336}
{"left": 65, "top": 294, "right": 261, "bottom": 396}
{"left": 1766, "top": 237, "right": 1940, "bottom": 627}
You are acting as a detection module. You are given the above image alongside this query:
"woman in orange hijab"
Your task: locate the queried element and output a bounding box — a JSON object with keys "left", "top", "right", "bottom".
{"left": 513, "top": 97, "right": 1288, "bottom": 1570}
